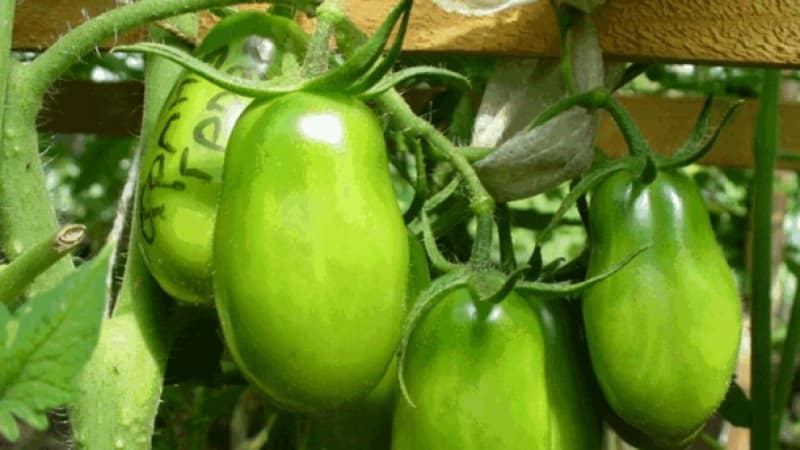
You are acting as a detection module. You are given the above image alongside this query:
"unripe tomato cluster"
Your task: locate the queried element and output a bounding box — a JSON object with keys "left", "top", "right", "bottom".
{"left": 138, "top": 11, "right": 742, "bottom": 450}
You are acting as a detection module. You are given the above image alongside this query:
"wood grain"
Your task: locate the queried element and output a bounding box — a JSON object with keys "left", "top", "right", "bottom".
{"left": 12, "top": 0, "right": 800, "bottom": 67}
{"left": 35, "top": 80, "right": 800, "bottom": 169}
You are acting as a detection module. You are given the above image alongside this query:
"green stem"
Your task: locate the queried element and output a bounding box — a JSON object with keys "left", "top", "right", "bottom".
{"left": 751, "top": 69, "right": 781, "bottom": 450}
{"left": 551, "top": 1, "right": 576, "bottom": 95}
{"left": 70, "top": 20, "right": 193, "bottom": 450}
{"left": 375, "top": 90, "right": 495, "bottom": 265}
{"left": 461, "top": 146, "right": 494, "bottom": 162}
{"left": 0, "top": 0, "right": 14, "bottom": 137}
{"left": 604, "top": 96, "right": 650, "bottom": 157}
{"left": 773, "top": 270, "right": 800, "bottom": 442}
{"left": 699, "top": 433, "right": 726, "bottom": 450}
{"left": 0, "top": 224, "right": 86, "bottom": 305}
{"left": 421, "top": 212, "right": 460, "bottom": 272}
{"left": 301, "top": 0, "right": 343, "bottom": 77}
{"left": 496, "top": 203, "right": 515, "bottom": 271}
{"left": 527, "top": 88, "right": 650, "bottom": 158}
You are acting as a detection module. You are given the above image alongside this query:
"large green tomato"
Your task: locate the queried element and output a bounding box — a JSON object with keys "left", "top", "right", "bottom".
{"left": 392, "top": 287, "right": 602, "bottom": 450}
{"left": 138, "top": 13, "right": 306, "bottom": 305}
{"left": 583, "top": 169, "right": 741, "bottom": 447}
{"left": 214, "top": 92, "right": 409, "bottom": 413}
{"left": 307, "top": 234, "right": 431, "bottom": 450}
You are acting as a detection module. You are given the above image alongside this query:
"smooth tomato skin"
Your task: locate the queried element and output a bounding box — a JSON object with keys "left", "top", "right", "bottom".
{"left": 392, "top": 289, "right": 536, "bottom": 450}
{"left": 214, "top": 92, "right": 409, "bottom": 413}
{"left": 583, "top": 169, "right": 741, "bottom": 446}
{"left": 137, "top": 13, "right": 303, "bottom": 305}
{"left": 306, "top": 234, "right": 431, "bottom": 450}
{"left": 530, "top": 297, "right": 603, "bottom": 449}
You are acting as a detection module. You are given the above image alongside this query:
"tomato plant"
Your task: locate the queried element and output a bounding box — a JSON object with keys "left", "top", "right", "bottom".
{"left": 0, "top": 0, "right": 789, "bottom": 449}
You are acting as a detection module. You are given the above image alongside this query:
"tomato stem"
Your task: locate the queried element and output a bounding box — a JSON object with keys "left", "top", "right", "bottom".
{"left": 0, "top": 0, "right": 13, "bottom": 145}
{"left": 69, "top": 23, "right": 192, "bottom": 450}
{"left": 301, "top": 0, "right": 343, "bottom": 77}
{"left": 551, "top": 1, "right": 578, "bottom": 95}
{"left": 421, "top": 212, "right": 460, "bottom": 272}
{"left": 774, "top": 264, "right": 800, "bottom": 444}
{"left": 0, "top": 225, "right": 86, "bottom": 305}
{"left": 373, "top": 89, "right": 496, "bottom": 266}
{"left": 496, "top": 203, "right": 516, "bottom": 271}
{"left": 751, "top": 69, "right": 780, "bottom": 450}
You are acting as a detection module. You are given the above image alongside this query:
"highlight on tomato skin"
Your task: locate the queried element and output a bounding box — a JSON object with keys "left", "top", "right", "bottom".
{"left": 213, "top": 91, "right": 409, "bottom": 413}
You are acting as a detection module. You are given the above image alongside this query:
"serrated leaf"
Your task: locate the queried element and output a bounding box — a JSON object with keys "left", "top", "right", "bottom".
{"left": 0, "top": 247, "right": 110, "bottom": 442}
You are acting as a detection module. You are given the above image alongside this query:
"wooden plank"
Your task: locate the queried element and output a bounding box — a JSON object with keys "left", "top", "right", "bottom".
{"left": 599, "top": 96, "right": 800, "bottom": 169}
{"left": 39, "top": 80, "right": 144, "bottom": 134}
{"left": 12, "top": 0, "right": 800, "bottom": 67}
{"left": 34, "top": 80, "right": 800, "bottom": 169}
{"left": 12, "top": 0, "right": 145, "bottom": 50}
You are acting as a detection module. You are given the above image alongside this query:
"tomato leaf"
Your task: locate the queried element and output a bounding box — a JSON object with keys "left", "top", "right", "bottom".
{"left": 718, "top": 381, "right": 752, "bottom": 428}
{"left": 0, "top": 248, "right": 109, "bottom": 442}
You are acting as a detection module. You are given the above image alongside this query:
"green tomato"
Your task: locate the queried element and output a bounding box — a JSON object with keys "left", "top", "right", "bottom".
{"left": 583, "top": 169, "right": 741, "bottom": 447}
{"left": 392, "top": 287, "right": 602, "bottom": 450}
{"left": 137, "top": 13, "right": 306, "bottom": 305}
{"left": 214, "top": 92, "right": 409, "bottom": 413}
{"left": 306, "top": 234, "right": 431, "bottom": 450}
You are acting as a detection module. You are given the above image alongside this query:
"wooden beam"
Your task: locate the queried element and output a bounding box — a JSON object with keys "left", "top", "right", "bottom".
{"left": 12, "top": 1, "right": 800, "bottom": 67}
{"left": 39, "top": 80, "right": 143, "bottom": 135}
{"left": 34, "top": 80, "right": 800, "bottom": 169}
{"left": 599, "top": 96, "right": 800, "bottom": 169}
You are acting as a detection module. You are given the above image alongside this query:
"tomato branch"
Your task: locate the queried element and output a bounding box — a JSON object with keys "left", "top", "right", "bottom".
{"left": 0, "top": 224, "right": 86, "bottom": 306}
{"left": 374, "top": 89, "right": 496, "bottom": 265}
{"left": 301, "top": 0, "right": 344, "bottom": 77}
{"left": 0, "top": 0, "right": 14, "bottom": 139}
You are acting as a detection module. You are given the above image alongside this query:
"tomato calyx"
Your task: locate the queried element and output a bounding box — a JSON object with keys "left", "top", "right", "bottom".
{"left": 113, "top": 1, "right": 468, "bottom": 101}
{"left": 395, "top": 241, "right": 648, "bottom": 408}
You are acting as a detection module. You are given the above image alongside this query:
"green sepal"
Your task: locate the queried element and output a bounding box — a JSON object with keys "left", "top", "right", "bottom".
{"left": 516, "top": 245, "right": 649, "bottom": 298}
{"left": 397, "top": 268, "right": 471, "bottom": 408}
{"left": 538, "top": 157, "right": 630, "bottom": 241}
{"left": 357, "top": 66, "right": 471, "bottom": 99}
{"left": 303, "top": 0, "right": 413, "bottom": 92}
{"left": 657, "top": 97, "right": 743, "bottom": 170}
